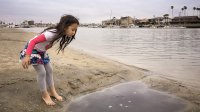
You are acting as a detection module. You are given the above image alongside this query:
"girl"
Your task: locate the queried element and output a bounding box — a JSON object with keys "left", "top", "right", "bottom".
{"left": 20, "top": 15, "right": 79, "bottom": 106}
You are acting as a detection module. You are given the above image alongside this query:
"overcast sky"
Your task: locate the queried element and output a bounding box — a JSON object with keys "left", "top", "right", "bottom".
{"left": 0, "top": 0, "right": 199, "bottom": 24}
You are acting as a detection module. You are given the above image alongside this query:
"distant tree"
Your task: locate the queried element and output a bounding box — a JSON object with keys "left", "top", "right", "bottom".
{"left": 197, "top": 8, "right": 200, "bottom": 17}
{"left": 193, "top": 7, "right": 196, "bottom": 16}
{"left": 183, "top": 6, "right": 187, "bottom": 16}
{"left": 181, "top": 8, "right": 184, "bottom": 16}
{"left": 163, "top": 14, "right": 169, "bottom": 25}
{"left": 112, "top": 17, "right": 116, "bottom": 25}
{"left": 171, "top": 6, "right": 174, "bottom": 18}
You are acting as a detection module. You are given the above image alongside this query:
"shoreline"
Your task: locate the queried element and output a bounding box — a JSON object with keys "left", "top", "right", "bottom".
{"left": 0, "top": 28, "right": 199, "bottom": 112}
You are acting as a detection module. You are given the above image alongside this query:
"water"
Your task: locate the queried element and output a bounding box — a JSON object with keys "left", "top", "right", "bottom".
{"left": 67, "top": 81, "right": 187, "bottom": 112}
{"left": 21, "top": 27, "right": 200, "bottom": 83}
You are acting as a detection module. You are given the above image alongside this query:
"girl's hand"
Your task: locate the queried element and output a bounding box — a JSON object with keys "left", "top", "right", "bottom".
{"left": 22, "top": 55, "right": 31, "bottom": 69}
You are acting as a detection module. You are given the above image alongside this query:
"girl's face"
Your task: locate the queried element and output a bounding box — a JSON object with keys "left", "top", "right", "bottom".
{"left": 65, "top": 23, "right": 79, "bottom": 37}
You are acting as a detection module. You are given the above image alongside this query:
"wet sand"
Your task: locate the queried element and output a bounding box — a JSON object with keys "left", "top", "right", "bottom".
{"left": 0, "top": 28, "right": 199, "bottom": 112}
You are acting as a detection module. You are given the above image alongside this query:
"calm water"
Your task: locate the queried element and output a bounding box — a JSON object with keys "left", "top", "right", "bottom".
{"left": 67, "top": 81, "right": 187, "bottom": 112}
{"left": 21, "top": 28, "right": 200, "bottom": 83}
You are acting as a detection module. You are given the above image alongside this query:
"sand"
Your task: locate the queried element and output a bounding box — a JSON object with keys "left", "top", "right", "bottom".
{"left": 0, "top": 28, "right": 199, "bottom": 112}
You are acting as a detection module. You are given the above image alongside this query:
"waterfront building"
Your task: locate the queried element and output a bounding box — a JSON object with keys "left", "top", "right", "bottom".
{"left": 170, "top": 16, "right": 200, "bottom": 28}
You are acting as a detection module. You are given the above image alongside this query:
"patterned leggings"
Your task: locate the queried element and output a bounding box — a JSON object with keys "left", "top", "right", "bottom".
{"left": 33, "top": 62, "right": 54, "bottom": 92}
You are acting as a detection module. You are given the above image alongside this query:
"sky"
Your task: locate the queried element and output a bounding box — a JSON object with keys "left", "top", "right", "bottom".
{"left": 0, "top": 0, "right": 199, "bottom": 24}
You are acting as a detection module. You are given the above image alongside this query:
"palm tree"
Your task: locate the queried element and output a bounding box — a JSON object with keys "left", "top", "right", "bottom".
{"left": 112, "top": 17, "right": 117, "bottom": 25}
{"left": 197, "top": 8, "right": 200, "bottom": 17}
{"left": 171, "top": 6, "right": 174, "bottom": 18}
{"left": 181, "top": 8, "right": 184, "bottom": 16}
{"left": 163, "top": 14, "right": 169, "bottom": 26}
{"left": 183, "top": 6, "right": 187, "bottom": 16}
{"left": 193, "top": 7, "right": 196, "bottom": 16}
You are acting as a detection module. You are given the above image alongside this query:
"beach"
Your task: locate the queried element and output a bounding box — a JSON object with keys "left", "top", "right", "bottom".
{"left": 0, "top": 28, "right": 200, "bottom": 112}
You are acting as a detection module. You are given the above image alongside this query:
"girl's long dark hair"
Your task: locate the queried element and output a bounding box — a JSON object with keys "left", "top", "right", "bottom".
{"left": 41, "top": 14, "right": 79, "bottom": 53}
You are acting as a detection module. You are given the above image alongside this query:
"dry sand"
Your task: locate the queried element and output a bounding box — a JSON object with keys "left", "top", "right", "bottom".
{"left": 0, "top": 28, "right": 199, "bottom": 112}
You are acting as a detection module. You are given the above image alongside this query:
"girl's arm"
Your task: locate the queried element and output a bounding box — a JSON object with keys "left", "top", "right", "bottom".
{"left": 22, "top": 34, "right": 47, "bottom": 69}
{"left": 25, "top": 34, "right": 47, "bottom": 55}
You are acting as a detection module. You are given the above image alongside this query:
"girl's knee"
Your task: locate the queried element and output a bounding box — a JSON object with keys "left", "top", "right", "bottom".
{"left": 38, "top": 70, "right": 46, "bottom": 78}
{"left": 45, "top": 63, "right": 53, "bottom": 75}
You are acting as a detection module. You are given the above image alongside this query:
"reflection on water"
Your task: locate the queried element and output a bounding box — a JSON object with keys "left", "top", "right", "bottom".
{"left": 72, "top": 28, "right": 200, "bottom": 82}
{"left": 21, "top": 28, "right": 200, "bottom": 83}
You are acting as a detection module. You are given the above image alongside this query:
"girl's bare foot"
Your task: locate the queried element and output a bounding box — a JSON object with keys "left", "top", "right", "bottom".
{"left": 42, "top": 91, "right": 56, "bottom": 106}
{"left": 48, "top": 86, "right": 63, "bottom": 101}
{"left": 49, "top": 91, "right": 63, "bottom": 101}
{"left": 50, "top": 93, "right": 63, "bottom": 101}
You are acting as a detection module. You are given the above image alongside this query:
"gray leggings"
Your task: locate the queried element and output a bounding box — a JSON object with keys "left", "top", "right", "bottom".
{"left": 33, "top": 62, "right": 54, "bottom": 92}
